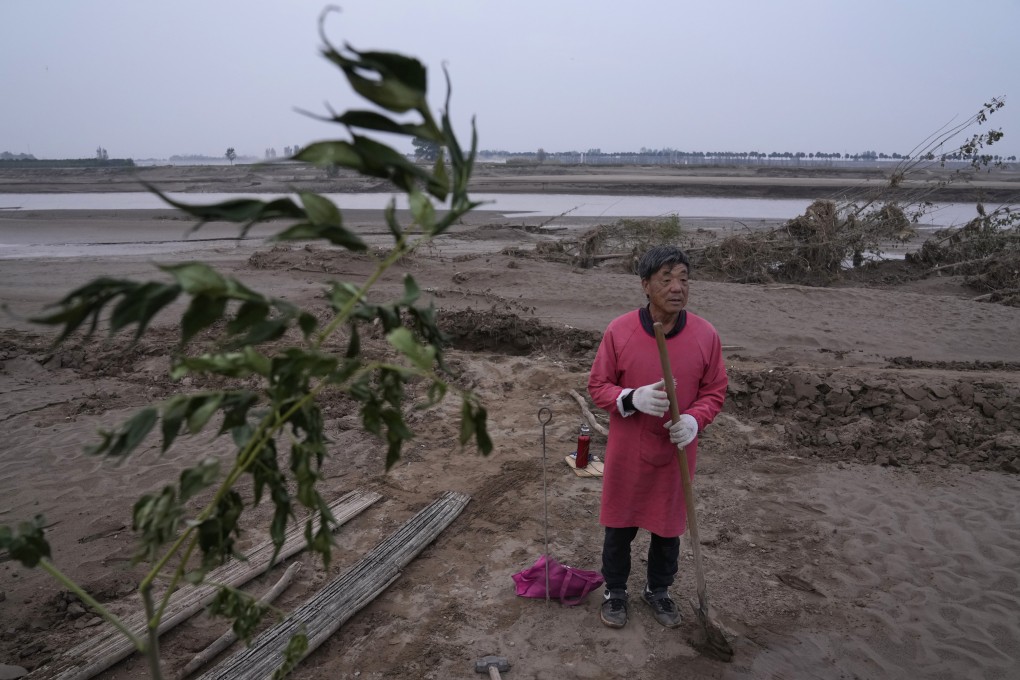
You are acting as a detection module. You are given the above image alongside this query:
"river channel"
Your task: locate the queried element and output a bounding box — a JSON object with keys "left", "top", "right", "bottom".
{"left": 0, "top": 192, "right": 981, "bottom": 226}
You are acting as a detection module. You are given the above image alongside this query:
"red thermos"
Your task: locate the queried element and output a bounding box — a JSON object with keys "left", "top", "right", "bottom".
{"left": 576, "top": 423, "right": 591, "bottom": 468}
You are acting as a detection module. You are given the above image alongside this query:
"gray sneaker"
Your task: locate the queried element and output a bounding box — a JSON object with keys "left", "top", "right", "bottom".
{"left": 600, "top": 589, "right": 628, "bottom": 628}
{"left": 642, "top": 587, "right": 682, "bottom": 628}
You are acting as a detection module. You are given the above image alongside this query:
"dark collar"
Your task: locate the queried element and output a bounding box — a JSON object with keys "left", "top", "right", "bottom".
{"left": 639, "top": 306, "right": 686, "bottom": 338}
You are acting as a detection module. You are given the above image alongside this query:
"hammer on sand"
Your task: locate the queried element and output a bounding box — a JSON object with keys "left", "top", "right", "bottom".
{"left": 474, "top": 655, "right": 510, "bottom": 679}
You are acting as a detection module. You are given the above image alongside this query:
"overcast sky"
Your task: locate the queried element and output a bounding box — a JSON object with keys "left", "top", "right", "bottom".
{"left": 2, "top": 0, "right": 1018, "bottom": 160}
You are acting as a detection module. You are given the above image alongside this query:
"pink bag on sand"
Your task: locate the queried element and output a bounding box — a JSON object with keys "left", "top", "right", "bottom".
{"left": 512, "top": 554, "right": 604, "bottom": 606}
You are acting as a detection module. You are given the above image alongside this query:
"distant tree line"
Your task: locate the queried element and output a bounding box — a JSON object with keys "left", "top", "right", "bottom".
{"left": 168, "top": 153, "right": 256, "bottom": 162}
{"left": 0, "top": 157, "right": 135, "bottom": 168}
{"left": 473, "top": 147, "right": 1017, "bottom": 164}
{"left": 264, "top": 145, "right": 303, "bottom": 159}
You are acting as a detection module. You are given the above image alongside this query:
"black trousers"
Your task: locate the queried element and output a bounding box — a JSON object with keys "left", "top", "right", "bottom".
{"left": 601, "top": 526, "right": 680, "bottom": 593}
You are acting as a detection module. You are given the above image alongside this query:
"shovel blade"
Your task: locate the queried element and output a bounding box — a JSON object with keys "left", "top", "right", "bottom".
{"left": 689, "top": 598, "right": 735, "bottom": 663}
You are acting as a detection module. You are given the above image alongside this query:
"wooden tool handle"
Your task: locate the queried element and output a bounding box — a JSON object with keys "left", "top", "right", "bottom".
{"left": 652, "top": 321, "right": 709, "bottom": 608}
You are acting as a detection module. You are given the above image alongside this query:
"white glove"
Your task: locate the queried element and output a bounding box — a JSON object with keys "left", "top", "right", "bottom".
{"left": 665, "top": 414, "right": 698, "bottom": 447}
{"left": 632, "top": 380, "right": 669, "bottom": 417}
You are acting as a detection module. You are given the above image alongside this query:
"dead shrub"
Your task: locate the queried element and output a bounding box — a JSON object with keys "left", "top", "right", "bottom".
{"left": 693, "top": 200, "right": 917, "bottom": 284}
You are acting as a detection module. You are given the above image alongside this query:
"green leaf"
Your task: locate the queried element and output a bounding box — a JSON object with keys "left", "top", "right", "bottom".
{"left": 408, "top": 190, "right": 435, "bottom": 231}
{"left": 345, "top": 325, "right": 361, "bottom": 359}
{"left": 322, "top": 45, "right": 427, "bottom": 113}
{"left": 327, "top": 282, "right": 362, "bottom": 313}
{"left": 269, "top": 349, "right": 340, "bottom": 396}
{"left": 180, "top": 458, "right": 220, "bottom": 501}
{"left": 310, "top": 516, "right": 334, "bottom": 566}
{"left": 132, "top": 487, "right": 183, "bottom": 562}
{"left": 0, "top": 516, "right": 52, "bottom": 568}
{"left": 173, "top": 349, "right": 271, "bottom": 380}
{"left": 208, "top": 586, "right": 269, "bottom": 644}
{"left": 183, "top": 570, "right": 206, "bottom": 585}
{"left": 352, "top": 134, "right": 434, "bottom": 193}
{"left": 422, "top": 380, "right": 447, "bottom": 408}
{"left": 299, "top": 192, "right": 341, "bottom": 226}
{"left": 159, "top": 391, "right": 256, "bottom": 451}
{"left": 187, "top": 394, "right": 224, "bottom": 434}
{"left": 31, "top": 277, "right": 131, "bottom": 341}
{"left": 273, "top": 631, "right": 309, "bottom": 680}
{"left": 269, "top": 495, "right": 291, "bottom": 559}
{"left": 109, "top": 282, "right": 182, "bottom": 339}
{"left": 293, "top": 141, "right": 362, "bottom": 169}
{"left": 219, "top": 391, "right": 258, "bottom": 433}
{"left": 331, "top": 110, "right": 436, "bottom": 139}
{"left": 147, "top": 186, "right": 306, "bottom": 227}
{"left": 160, "top": 395, "right": 190, "bottom": 452}
{"left": 382, "top": 407, "right": 414, "bottom": 470}
{"left": 250, "top": 438, "right": 280, "bottom": 504}
{"left": 297, "top": 313, "right": 317, "bottom": 338}
{"left": 273, "top": 222, "right": 368, "bottom": 251}
{"left": 352, "top": 49, "right": 428, "bottom": 93}
{"left": 383, "top": 199, "right": 402, "bottom": 240}
{"left": 385, "top": 326, "right": 416, "bottom": 356}
{"left": 233, "top": 318, "right": 290, "bottom": 347}
{"left": 458, "top": 398, "right": 476, "bottom": 447}
{"left": 398, "top": 275, "right": 421, "bottom": 305}
{"left": 358, "top": 392, "right": 382, "bottom": 435}
{"left": 290, "top": 440, "right": 323, "bottom": 509}
{"left": 87, "top": 407, "right": 159, "bottom": 458}
{"left": 304, "top": 135, "right": 440, "bottom": 197}
{"left": 387, "top": 327, "right": 435, "bottom": 372}
{"left": 161, "top": 262, "right": 228, "bottom": 296}
{"left": 196, "top": 491, "right": 244, "bottom": 568}
{"left": 181, "top": 294, "right": 227, "bottom": 344}
{"left": 227, "top": 301, "right": 270, "bottom": 336}
{"left": 432, "top": 149, "right": 450, "bottom": 198}
{"left": 473, "top": 404, "right": 493, "bottom": 454}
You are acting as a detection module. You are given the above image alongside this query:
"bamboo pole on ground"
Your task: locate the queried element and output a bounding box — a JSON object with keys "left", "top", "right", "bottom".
{"left": 196, "top": 491, "right": 471, "bottom": 680}
{"left": 30, "top": 490, "right": 381, "bottom": 680}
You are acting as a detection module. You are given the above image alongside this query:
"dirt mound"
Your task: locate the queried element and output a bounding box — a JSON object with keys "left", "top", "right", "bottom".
{"left": 437, "top": 308, "right": 600, "bottom": 357}
{"left": 247, "top": 243, "right": 376, "bottom": 272}
{"left": 726, "top": 365, "right": 1020, "bottom": 474}
{"left": 886, "top": 356, "right": 1020, "bottom": 371}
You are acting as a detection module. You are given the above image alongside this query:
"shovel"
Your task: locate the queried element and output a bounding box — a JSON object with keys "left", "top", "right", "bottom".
{"left": 653, "top": 321, "right": 734, "bottom": 662}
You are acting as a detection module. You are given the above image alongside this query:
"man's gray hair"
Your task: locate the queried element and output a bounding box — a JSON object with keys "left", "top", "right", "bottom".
{"left": 637, "top": 245, "right": 691, "bottom": 280}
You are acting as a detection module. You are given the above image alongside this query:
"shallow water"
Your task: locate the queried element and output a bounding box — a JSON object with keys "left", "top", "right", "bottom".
{"left": 0, "top": 191, "right": 981, "bottom": 225}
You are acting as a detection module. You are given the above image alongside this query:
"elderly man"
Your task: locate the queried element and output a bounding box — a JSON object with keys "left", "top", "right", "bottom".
{"left": 588, "top": 245, "right": 727, "bottom": 628}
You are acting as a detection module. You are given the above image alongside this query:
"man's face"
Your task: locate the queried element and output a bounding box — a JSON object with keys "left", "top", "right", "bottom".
{"left": 641, "top": 263, "right": 689, "bottom": 317}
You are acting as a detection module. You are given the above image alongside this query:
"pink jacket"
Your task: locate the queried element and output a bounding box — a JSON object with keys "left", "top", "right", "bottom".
{"left": 588, "top": 309, "right": 727, "bottom": 537}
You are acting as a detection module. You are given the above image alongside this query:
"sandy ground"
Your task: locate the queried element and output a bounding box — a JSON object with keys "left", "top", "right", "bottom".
{"left": 2, "top": 161, "right": 1018, "bottom": 200}
{"left": 1, "top": 166, "right": 1019, "bottom": 680}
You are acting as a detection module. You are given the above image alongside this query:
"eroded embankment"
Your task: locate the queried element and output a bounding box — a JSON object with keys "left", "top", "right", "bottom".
{"left": 725, "top": 366, "right": 1020, "bottom": 473}
{"left": 7, "top": 307, "right": 1019, "bottom": 478}
{"left": 433, "top": 310, "right": 1020, "bottom": 476}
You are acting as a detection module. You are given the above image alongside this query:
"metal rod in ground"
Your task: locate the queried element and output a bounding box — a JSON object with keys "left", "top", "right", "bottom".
{"left": 538, "top": 407, "right": 552, "bottom": 606}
